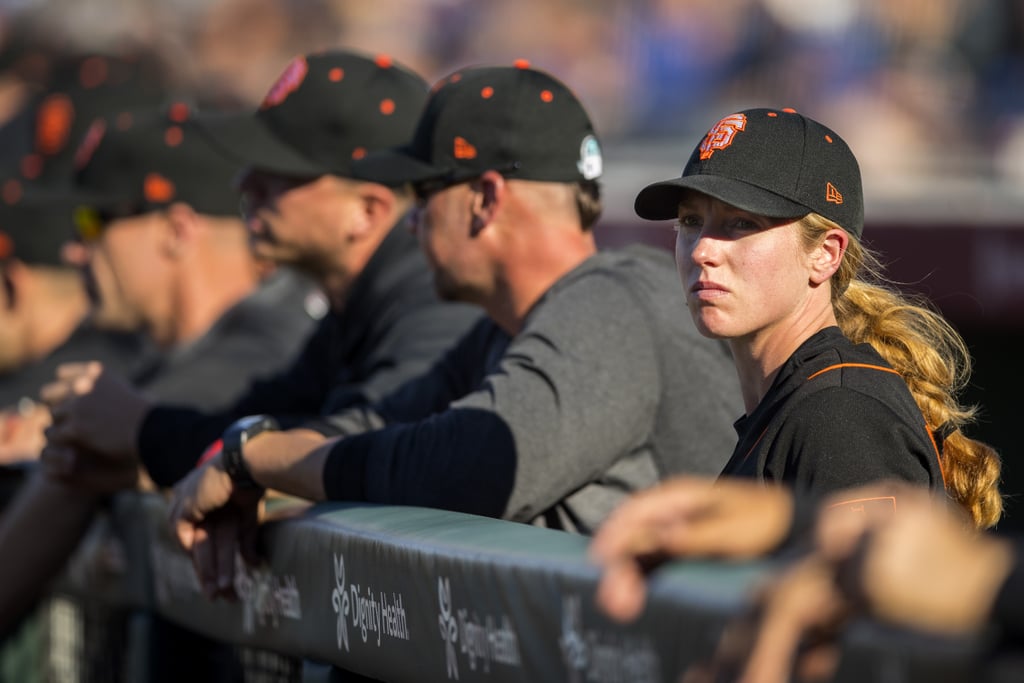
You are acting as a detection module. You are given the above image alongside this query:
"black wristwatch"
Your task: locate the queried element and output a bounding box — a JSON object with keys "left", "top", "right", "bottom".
{"left": 221, "top": 415, "right": 279, "bottom": 489}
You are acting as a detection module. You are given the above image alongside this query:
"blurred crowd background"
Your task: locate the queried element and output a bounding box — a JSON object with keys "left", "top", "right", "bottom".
{"left": 3, "top": 0, "right": 1024, "bottom": 221}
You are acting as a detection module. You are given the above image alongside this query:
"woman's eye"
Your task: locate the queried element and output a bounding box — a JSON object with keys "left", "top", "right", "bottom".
{"left": 727, "top": 218, "right": 759, "bottom": 233}
{"left": 674, "top": 215, "right": 701, "bottom": 232}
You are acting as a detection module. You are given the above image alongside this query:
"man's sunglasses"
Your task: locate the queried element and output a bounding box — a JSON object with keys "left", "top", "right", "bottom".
{"left": 73, "top": 204, "right": 145, "bottom": 243}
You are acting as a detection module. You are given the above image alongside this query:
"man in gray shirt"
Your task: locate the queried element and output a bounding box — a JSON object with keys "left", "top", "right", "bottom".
{"left": 161, "top": 63, "right": 740, "bottom": 596}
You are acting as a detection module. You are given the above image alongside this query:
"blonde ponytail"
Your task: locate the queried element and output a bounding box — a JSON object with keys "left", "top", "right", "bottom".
{"left": 800, "top": 214, "right": 1002, "bottom": 528}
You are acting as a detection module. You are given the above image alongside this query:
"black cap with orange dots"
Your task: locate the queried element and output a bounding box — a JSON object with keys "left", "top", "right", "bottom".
{"left": 192, "top": 50, "right": 429, "bottom": 180}
{"left": 31, "top": 102, "right": 242, "bottom": 218}
{"left": 354, "top": 60, "right": 603, "bottom": 187}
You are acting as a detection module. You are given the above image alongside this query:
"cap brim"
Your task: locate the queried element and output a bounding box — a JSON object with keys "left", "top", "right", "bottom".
{"left": 635, "top": 174, "right": 810, "bottom": 221}
{"left": 191, "top": 112, "right": 329, "bottom": 177}
{"left": 19, "top": 181, "right": 135, "bottom": 210}
{"left": 351, "top": 146, "right": 447, "bottom": 186}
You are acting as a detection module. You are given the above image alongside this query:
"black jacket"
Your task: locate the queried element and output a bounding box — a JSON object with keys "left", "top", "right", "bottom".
{"left": 138, "top": 222, "right": 481, "bottom": 487}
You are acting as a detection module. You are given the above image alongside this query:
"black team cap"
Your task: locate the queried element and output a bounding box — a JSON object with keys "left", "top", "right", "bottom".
{"left": 31, "top": 102, "right": 242, "bottom": 216}
{"left": 4, "top": 51, "right": 171, "bottom": 184}
{"left": 193, "top": 51, "right": 429, "bottom": 179}
{"left": 353, "top": 60, "right": 604, "bottom": 186}
{"left": 634, "top": 108, "right": 864, "bottom": 238}
{"left": 0, "top": 172, "right": 73, "bottom": 267}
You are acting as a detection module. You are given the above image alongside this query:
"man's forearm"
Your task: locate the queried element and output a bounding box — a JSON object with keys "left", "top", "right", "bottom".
{"left": 245, "top": 429, "right": 334, "bottom": 501}
{"left": 0, "top": 472, "right": 99, "bottom": 637}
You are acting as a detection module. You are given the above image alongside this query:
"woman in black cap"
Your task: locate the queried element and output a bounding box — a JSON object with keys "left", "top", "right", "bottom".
{"left": 629, "top": 107, "right": 1000, "bottom": 530}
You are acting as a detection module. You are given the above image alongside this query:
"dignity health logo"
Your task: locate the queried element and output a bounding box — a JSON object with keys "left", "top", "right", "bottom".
{"left": 436, "top": 575, "right": 522, "bottom": 680}
{"left": 559, "top": 594, "right": 661, "bottom": 683}
{"left": 331, "top": 552, "right": 410, "bottom": 652}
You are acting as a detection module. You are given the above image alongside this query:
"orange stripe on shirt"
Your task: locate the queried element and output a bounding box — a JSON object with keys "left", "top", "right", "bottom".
{"left": 806, "top": 363, "right": 946, "bottom": 487}
{"left": 806, "top": 363, "right": 901, "bottom": 381}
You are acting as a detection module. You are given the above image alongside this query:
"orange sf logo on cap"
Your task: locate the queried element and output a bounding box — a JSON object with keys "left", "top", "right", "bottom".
{"left": 261, "top": 57, "right": 309, "bottom": 110}
{"left": 699, "top": 113, "right": 747, "bottom": 161}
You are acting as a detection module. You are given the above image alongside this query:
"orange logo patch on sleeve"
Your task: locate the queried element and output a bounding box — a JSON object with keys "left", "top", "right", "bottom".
{"left": 699, "top": 113, "right": 747, "bottom": 160}
{"left": 826, "top": 182, "right": 843, "bottom": 204}
{"left": 144, "top": 173, "right": 176, "bottom": 203}
{"left": 826, "top": 495, "right": 896, "bottom": 518}
{"left": 261, "top": 57, "right": 309, "bottom": 110}
{"left": 453, "top": 136, "right": 477, "bottom": 160}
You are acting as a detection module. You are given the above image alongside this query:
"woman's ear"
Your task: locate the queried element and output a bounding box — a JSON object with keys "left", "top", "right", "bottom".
{"left": 809, "top": 228, "right": 849, "bottom": 285}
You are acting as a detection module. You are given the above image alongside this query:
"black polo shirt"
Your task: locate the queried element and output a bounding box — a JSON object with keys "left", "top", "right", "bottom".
{"left": 723, "top": 326, "right": 945, "bottom": 499}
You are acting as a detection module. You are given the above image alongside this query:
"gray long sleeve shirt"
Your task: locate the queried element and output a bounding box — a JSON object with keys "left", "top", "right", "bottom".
{"left": 322, "top": 244, "right": 742, "bottom": 533}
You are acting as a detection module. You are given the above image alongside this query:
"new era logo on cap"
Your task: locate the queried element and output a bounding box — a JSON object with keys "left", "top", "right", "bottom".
{"left": 635, "top": 108, "right": 864, "bottom": 238}
{"left": 353, "top": 60, "right": 603, "bottom": 188}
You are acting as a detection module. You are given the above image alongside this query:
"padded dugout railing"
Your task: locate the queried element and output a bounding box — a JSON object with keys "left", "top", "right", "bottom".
{"left": 2, "top": 487, "right": 1014, "bottom": 682}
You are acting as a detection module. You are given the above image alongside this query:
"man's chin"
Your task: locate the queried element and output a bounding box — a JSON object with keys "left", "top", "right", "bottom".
{"left": 88, "top": 308, "right": 139, "bottom": 333}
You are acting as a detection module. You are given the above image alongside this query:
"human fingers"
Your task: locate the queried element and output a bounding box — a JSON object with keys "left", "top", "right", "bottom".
{"left": 191, "top": 523, "right": 219, "bottom": 599}
{"left": 737, "top": 558, "right": 847, "bottom": 683}
{"left": 653, "top": 489, "right": 791, "bottom": 560}
{"left": 211, "top": 514, "right": 241, "bottom": 599}
{"left": 589, "top": 477, "right": 721, "bottom": 563}
{"left": 237, "top": 491, "right": 264, "bottom": 566}
{"left": 39, "top": 378, "right": 73, "bottom": 410}
{"left": 54, "top": 361, "right": 103, "bottom": 383}
{"left": 595, "top": 558, "right": 649, "bottom": 623}
{"left": 593, "top": 478, "right": 792, "bottom": 568}
{"left": 169, "top": 471, "right": 204, "bottom": 545}
{"left": 40, "top": 362, "right": 100, "bottom": 407}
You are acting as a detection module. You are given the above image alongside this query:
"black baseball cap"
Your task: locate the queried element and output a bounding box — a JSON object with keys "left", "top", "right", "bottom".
{"left": 192, "top": 50, "right": 428, "bottom": 179}
{"left": 634, "top": 108, "right": 864, "bottom": 238}
{"left": 28, "top": 102, "right": 242, "bottom": 218}
{"left": 353, "top": 60, "right": 604, "bottom": 186}
{"left": 0, "top": 173, "right": 73, "bottom": 267}
{"left": 4, "top": 51, "right": 171, "bottom": 184}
